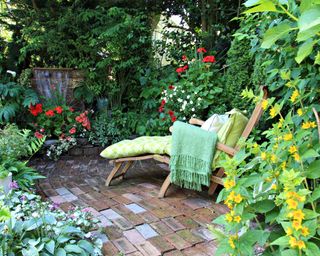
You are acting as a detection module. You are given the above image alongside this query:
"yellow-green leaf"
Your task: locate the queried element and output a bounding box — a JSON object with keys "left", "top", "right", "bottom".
{"left": 244, "top": 0, "right": 279, "bottom": 14}
{"left": 295, "top": 40, "right": 315, "bottom": 63}
{"left": 261, "top": 22, "right": 292, "bottom": 48}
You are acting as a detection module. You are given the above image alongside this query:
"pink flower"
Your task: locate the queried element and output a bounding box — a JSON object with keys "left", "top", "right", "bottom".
{"left": 34, "top": 131, "right": 44, "bottom": 139}
{"left": 9, "top": 181, "right": 19, "bottom": 189}
{"left": 69, "top": 127, "right": 76, "bottom": 134}
{"left": 182, "top": 55, "right": 187, "bottom": 61}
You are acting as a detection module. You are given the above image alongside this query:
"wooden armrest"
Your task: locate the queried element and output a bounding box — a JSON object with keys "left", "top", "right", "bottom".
{"left": 216, "top": 142, "right": 237, "bottom": 156}
{"left": 189, "top": 118, "right": 205, "bottom": 126}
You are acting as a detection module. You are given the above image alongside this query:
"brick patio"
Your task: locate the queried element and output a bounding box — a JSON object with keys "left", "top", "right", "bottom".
{"left": 32, "top": 156, "right": 228, "bottom": 255}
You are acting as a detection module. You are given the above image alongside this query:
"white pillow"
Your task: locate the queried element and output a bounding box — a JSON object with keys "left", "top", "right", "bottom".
{"left": 201, "top": 114, "right": 229, "bottom": 132}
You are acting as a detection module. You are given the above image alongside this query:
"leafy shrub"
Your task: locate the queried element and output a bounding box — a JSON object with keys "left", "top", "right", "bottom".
{"left": 159, "top": 48, "right": 226, "bottom": 126}
{"left": 0, "top": 81, "right": 38, "bottom": 123}
{"left": 213, "top": 1, "right": 320, "bottom": 255}
{"left": 0, "top": 190, "right": 102, "bottom": 255}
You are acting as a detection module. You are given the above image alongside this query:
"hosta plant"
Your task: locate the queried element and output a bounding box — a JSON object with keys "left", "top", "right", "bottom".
{"left": 0, "top": 190, "right": 102, "bottom": 255}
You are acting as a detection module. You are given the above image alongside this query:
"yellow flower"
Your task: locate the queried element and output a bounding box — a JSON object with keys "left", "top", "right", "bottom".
{"left": 281, "top": 161, "right": 286, "bottom": 171}
{"left": 286, "top": 199, "right": 298, "bottom": 209}
{"left": 289, "top": 236, "right": 297, "bottom": 248}
{"left": 293, "top": 153, "right": 300, "bottom": 162}
{"left": 292, "top": 209, "right": 305, "bottom": 221}
{"left": 286, "top": 227, "right": 293, "bottom": 236}
{"left": 296, "top": 240, "right": 306, "bottom": 250}
{"left": 289, "top": 145, "right": 298, "bottom": 154}
{"left": 301, "top": 226, "right": 310, "bottom": 237}
{"left": 226, "top": 191, "right": 235, "bottom": 202}
{"left": 297, "top": 195, "right": 305, "bottom": 202}
{"left": 270, "top": 106, "right": 277, "bottom": 118}
{"left": 261, "top": 100, "right": 268, "bottom": 110}
{"left": 302, "top": 122, "right": 311, "bottom": 129}
{"left": 297, "top": 108, "right": 303, "bottom": 116}
{"left": 292, "top": 220, "right": 302, "bottom": 231}
{"left": 234, "top": 216, "right": 241, "bottom": 223}
{"left": 271, "top": 184, "right": 277, "bottom": 190}
{"left": 224, "top": 179, "right": 236, "bottom": 190}
{"left": 271, "top": 154, "right": 277, "bottom": 163}
{"left": 261, "top": 152, "right": 267, "bottom": 160}
{"left": 290, "top": 90, "right": 299, "bottom": 103}
{"left": 234, "top": 194, "right": 243, "bottom": 204}
{"left": 225, "top": 213, "right": 233, "bottom": 222}
{"left": 310, "top": 121, "right": 317, "bottom": 128}
{"left": 284, "top": 133, "right": 293, "bottom": 141}
{"left": 278, "top": 118, "right": 284, "bottom": 128}
{"left": 228, "top": 237, "right": 235, "bottom": 249}
{"left": 273, "top": 143, "right": 278, "bottom": 150}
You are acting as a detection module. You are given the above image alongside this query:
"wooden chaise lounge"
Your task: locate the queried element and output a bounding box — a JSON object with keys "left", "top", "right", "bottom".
{"left": 105, "top": 87, "right": 268, "bottom": 198}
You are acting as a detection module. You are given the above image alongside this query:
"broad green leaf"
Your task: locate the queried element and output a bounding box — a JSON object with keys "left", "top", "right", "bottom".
{"left": 251, "top": 200, "right": 275, "bottom": 213}
{"left": 308, "top": 187, "right": 320, "bottom": 202}
{"left": 315, "top": 51, "right": 320, "bottom": 64}
{"left": 270, "top": 235, "right": 289, "bottom": 246}
{"left": 298, "top": 5, "right": 320, "bottom": 32}
{"left": 295, "top": 40, "right": 315, "bottom": 63}
{"left": 281, "top": 249, "right": 298, "bottom": 256}
{"left": 301, "top": 148, "right": 319, "bottom": 160}
{"left": 45, "top": 241, "right": 55, "bottom": 254}
{"left": 304, "top": 209, "right": 319, "bottom": 220}
{"left": 300, "top": 0, "right": 320, "bottom": 12}
{"left": 244, "top": 0, "right": 260, "bottom": 7}
{"left": 261, "top": 22, "right": 292, "bottom": 48}
{"left": 78, "top": 240, "right": 94, "bottom": 253}
{"left": 55, "top": 248, "right": 66, "bottom": 256}
{"left": 244, "top": 1, "right": 279, "bottom": 14}
{"left": 64, "top": 245, "right": 83, "bottom": 254}
{"left": 305, "top": 242, "right": 320, "bottom": 256}
{"left": 305, "top": 160, "right": 320, "bottom": 179}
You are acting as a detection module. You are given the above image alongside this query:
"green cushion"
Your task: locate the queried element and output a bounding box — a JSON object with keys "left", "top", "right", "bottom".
{"left": 100, "top": 136, "right": 172, "bottom": 159}
{"left": 100, "top": 109, "right": 248, "bottom": 160}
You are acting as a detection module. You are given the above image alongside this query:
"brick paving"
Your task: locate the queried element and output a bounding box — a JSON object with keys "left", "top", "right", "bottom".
{"left": 32, "top": 157, "right": 228, "bottom": 255}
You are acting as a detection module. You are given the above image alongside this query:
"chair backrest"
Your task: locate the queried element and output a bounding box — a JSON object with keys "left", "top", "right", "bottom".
{"left": 235, "top": 86, "right": 268, "bottom": 150}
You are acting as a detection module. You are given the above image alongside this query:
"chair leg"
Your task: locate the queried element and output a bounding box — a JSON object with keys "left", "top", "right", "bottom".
{"left": 158, "top": 174, "right": 171, "bottom": 198}
{"left": 208, "top": 168, "right": 225, "bottom": 196}
{"left": 117, "top": 161, "right": 133, "bottom": 179}
{"left": 105, "top": 162, "right": 122, "bottom": 187}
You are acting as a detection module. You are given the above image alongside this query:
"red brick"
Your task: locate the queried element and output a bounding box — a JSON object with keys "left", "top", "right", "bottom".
{"left": 182, "top": 246, "right": 208, "bottom": 256}
{"left": 113, "top": 195, "right": 132, "bottom": 204}
{"left": 163, "top": 250, "right": 184, "bottom": 256}
{"left": 135, "top": 241, "right": 161, "bottom": 256}
{"left": 150, "top": 221, "right": 174, "bottom": 236}
{"left": 175, "top": 216, "right": 200, "bottom": 229}
{"left": 148, "top": 236, "right": 175, "bottom": 254}
{"left": 162, "top": 217, "right": 185, "bottom": 231}
{"left": 123, "top": 213, "right": 145, "bottom": 226}
{"left": 102, "top": 241, "right": 119, "bottom": 256}
{"left": 176, "top": 230, "right": 204, "bottom": 245}
{"left": 113, "top": 238, "right": 137, "bottom": 254}
{"left": 139, "top": 212, "right": 159, "bottom": 223}
{"left": 104, "top": 226, "right": 123, "bottom": 240}
{"left": 165, "top": 233, "right": 192, "bottom": 250}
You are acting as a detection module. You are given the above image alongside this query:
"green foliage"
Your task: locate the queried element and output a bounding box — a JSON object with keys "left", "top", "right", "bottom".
{"left": 0, "top": 190, "right": 102, "bottom": 255}
{"left": 224, "top": 35, "right": 254, "bottom": 111}
{"left": 0, "top": 81, "right": 39, "bottom": 123}
{"left": 213, "top": 1, "right": 320, "bottom": 255}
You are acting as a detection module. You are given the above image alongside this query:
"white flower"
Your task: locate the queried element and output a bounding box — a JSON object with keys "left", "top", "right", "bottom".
{"left": 182, "top": 90, "right": 185, "bottom": 93}
{"left": 183, "top": 117, "right": 186, "bottom": 120}
{"left": 169, "top": 94, "right": 173, "bottom": 98}
{"left": 173, "top": 92, "right": 176, "bottom": 96}
{"left": 6, "top": 70, "right": 16, "bottom": 77}
{"left": 163, "top": 97, "right": 167, "bottom": 101}
{"left": 32, "top": 212, "right": 39, "bottom": 218}
{"left": 190, "top": 100, "right": 193, "bottom": 104}
{"left": 192, "top": 108, "right": 195, "bottom": 112}
{"left": 187, "top": 95, "right": 190, "bottom": 99}
{"left": 178, "top": 98, "right": 182, "bottom": 102}
{"left": 195, "top": 91, "right": 198, "bottom": 95}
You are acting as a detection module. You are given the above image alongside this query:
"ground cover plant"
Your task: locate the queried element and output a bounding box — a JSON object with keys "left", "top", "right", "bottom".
{"left": 213, "top": 1, "right": 320, "bottom": 255}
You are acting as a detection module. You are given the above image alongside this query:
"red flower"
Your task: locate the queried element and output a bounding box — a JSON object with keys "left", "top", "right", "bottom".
{"left": 161, "top": 99, "right": 166, "bottom": 106}
{"left": 69, "top": 127, "right": 76, "bottom": 134}
{"left": 40, "top": 128, "right": 45, "bottom": 133}
{"left": 182, "top": 65, "right": 188, "bottom": 71}
{"left": 45, "top": 110, "right": 55, "bottom": 117}
{"left": 158, "top": 106, "right": 164, "bottom": 113}
{"left": 59, "top": 133, "right": 65, "bottom": 140}
{"left": 182, "top": 55, "right": 187, "bottom": 61}
{"left": 197, "top": 47, "right": 207, "bottom": 53}
{"left": 202, "top": 55, "right": 216, "bottom": 63}
{"left": 55, "top": 106, "right": 63, "bottom": 114}
{"left": 29, "top": 103, "right": 43, "bottom": 116}
{"left": 171, "top": 116, "right": 177, "bottom": 122}
{"left": 34, "top": 131, "right": 44, "bottom": 139}
{"left": 69, "top": 107, "right": 74, "bottom": 112}
{"left": 168, "top": 85, "right": 175, "bottom": 90}
{"left": 176, "top": 67, "right": 184, "bottom": 73}
{"left": 168, "top": 110, "right": 174, "bottom": 116}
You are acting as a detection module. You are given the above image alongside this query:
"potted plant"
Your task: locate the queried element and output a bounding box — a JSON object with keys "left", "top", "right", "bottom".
{"left": 0, "top": 165, "right": 12, "bottom": 194}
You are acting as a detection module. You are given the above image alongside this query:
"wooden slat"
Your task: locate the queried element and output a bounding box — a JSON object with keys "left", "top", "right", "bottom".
{"left": 210, "top": 175, "right": 224, "bottom": 185}
{"left": 216, "top": 143, "right": 237, "bottom": 156}
{"left": 110, "top": 155, "right": 155, "bottom": 164}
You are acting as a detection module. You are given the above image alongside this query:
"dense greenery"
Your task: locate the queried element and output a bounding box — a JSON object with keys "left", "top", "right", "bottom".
{"left": 213, "top": 1, "right": 320, "bottom": 255}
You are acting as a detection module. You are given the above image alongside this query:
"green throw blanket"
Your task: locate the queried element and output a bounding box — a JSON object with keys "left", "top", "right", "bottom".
{"left": 169, "top": 121, "right": 218, "bottom": 191}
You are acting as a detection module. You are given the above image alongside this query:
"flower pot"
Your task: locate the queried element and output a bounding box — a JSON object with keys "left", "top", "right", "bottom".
{"left": 0, "top": 172, "right": 12, "bottom": 194}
